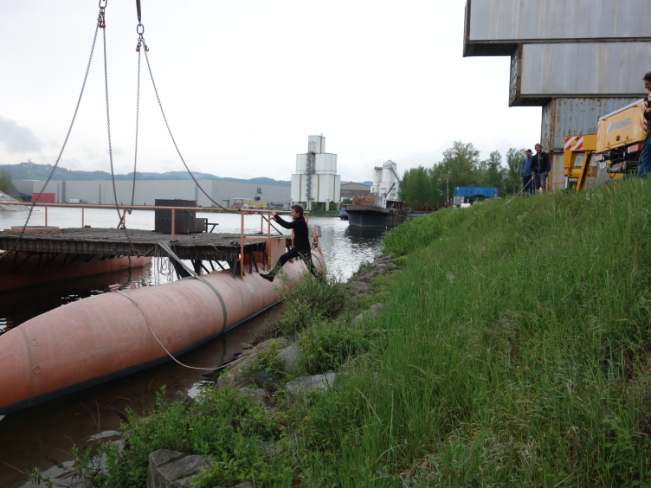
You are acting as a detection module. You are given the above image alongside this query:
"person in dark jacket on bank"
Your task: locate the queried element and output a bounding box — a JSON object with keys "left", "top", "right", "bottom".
{"left": 637, "top": 72, "right": 651, "bottom": 177}
{"left": 532, "top": 143, "right": 551, "bottom": 194}
{"left": 260, "top": 204, "right": 321, "bottom": 282}
{"left": 520, "top": 149, "right": 535, "bottom": 196}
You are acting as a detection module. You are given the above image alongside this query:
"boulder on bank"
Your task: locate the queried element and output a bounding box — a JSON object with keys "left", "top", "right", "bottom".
{"left": 284, "top": 373, "right": 337, "bottom": 397}
{"left": 352, "top": 303, "right": 385, "bottom": 326}
{"left": 276, "top": 343, "right": 303, "bottom": 373}
{"left": 146, "top": 449, "right": 206, "bottom": 488}
{"left": 218, "top": 338, "right": 291, "bottom": 389}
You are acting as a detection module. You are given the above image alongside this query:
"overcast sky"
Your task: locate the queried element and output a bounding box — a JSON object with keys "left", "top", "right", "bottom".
{"left": 0, "top": 0, "right": 541, "bottom": 182}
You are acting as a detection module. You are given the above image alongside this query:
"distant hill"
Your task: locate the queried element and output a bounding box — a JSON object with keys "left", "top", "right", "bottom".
{"left": 0, "top": 162, "right": 291, "bottom": 187}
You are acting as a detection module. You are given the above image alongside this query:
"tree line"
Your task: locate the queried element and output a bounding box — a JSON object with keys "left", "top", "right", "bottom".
{"left": 398, "top": 141, "right": 525, "bottom": 206}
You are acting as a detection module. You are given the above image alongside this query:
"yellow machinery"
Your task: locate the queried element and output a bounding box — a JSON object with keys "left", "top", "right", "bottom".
{"left": 563, "top": 95, "right": 649, "bottom": 191}
{"left": 594, "top": 97, "right": 649, "bottom": 174}
{"left": 563, "top": 135, "right": 599, "bottom": 192}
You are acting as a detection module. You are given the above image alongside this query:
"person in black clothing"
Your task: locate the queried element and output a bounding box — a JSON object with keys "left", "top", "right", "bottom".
{"left": 532, "top": 143, "right": 551, "bottom": 194}
{"left": 260, "top": 204, "right": 321, "bottom": 282}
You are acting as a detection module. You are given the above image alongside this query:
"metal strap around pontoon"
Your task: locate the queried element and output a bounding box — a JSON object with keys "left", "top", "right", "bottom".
{"left": 158, "top": 241, "right": 228, "bottom": 326}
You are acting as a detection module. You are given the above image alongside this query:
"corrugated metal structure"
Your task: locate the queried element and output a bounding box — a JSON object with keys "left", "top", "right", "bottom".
{"left": 464, "top": 0, "right": 651, "bottom": 192}
{"left": 464, "top": 0, "right": 651, "bottom": 56}
{"left": 509, "top": 43, "right": 650, "bottom": 105}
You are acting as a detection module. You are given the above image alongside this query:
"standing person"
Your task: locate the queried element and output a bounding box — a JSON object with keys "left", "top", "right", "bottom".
{"left": 532, "top": 143, "right": 551, "bottom": 194}
{"left": 260, "top": 205, "right": 321, "bottom": 282}
{"left": 520, "top": 149, "right": 535, "bottom": 196}
{"left": 638, "top": 72, "right": 651, "bottom": 177}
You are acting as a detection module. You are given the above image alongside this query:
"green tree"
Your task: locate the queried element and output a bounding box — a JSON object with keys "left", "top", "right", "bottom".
{"left": 399, "top": 166, "right": 432, "bottom": 204}
{"left": 504, "top": 148, "right": 527, "bottom": 195}
{"left": 0, "top": 168, "right": 14, "bottom": 194}
{"left": 477, "top": 150, "right": 505, "bottom": 192}
{"left": 438, "top": 141, "right": 480, "bottom": 188}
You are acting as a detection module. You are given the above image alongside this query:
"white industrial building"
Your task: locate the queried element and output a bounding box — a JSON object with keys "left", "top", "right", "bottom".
{"left": 371, "top": 161, "right": 400, "bottom": 202}
{"left": 290, "top": 135, "right": 340, "bottom": 210}
{"left": 11, "top": 179, "right": 291, "bottom": 208}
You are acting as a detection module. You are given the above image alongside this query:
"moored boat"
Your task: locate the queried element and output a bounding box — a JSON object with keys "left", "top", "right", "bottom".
{"left": 0, "top": 249, "right": 324, "bottom": 414}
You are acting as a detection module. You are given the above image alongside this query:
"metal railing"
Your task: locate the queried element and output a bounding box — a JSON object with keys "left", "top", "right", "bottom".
{"left": 0, "top": 202, "right": 306, "bottom": 279}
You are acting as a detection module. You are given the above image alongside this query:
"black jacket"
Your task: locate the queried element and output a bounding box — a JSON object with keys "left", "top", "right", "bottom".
{"left": 532, "top": 151, "right": 551, "bottom": 173}
{"left": 274, "top": 215, "right": 310, "bottom": 251}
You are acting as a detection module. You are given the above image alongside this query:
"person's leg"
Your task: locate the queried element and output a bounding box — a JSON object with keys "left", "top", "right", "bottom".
{"left": 260, "top": 247, "right": 300, "bottom": 282}
{"left": 523, "top": 175, "right": 532, "bottom": 196}
{"left": 638, "top": 133, "right": 651, "bottom": 177}
{"left": 533, "top": 173, "right": 541, "bottom": 195}
{"left": 540, "top": 172, "right": 548, "bottom": 194}
{"left": 298, "top": 250, "right": 323, "bottom": 280}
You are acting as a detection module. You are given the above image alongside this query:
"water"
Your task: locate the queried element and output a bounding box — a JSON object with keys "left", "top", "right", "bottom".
{"left": 0, "top": 207, "right": 385, "bottom": 487}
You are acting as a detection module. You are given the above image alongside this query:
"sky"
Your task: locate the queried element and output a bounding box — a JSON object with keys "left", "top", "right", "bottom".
{"left": 0, "top": 0, "right": 542, "bottom": 183}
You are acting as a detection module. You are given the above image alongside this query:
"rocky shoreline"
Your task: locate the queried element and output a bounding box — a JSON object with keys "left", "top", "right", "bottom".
{"left": 144, "top": 254, "right": 402, "bottom": 488}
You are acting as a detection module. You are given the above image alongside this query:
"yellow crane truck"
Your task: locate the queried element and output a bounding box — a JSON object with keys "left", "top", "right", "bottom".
{"left": 563, "top": 96, "right": 649, "bottom": 192}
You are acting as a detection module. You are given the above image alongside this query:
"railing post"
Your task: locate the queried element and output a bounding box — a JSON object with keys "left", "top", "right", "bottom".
{"left": 260, "top": 213, "right": 263, "bottom": 233}
{"left": 240, "top": 210, "right": 244, "bottom": 278}
{"left": 266, "top": 211, "right": 271, "bottom": 269}
{"left": 45, "top": 206, "right": 48, "bottom": 227}
{"left": 81, "top": 207, "right": 84, "bottom": 228}
{"left": 171, "top": 208, "right": 176, "bottom": 242}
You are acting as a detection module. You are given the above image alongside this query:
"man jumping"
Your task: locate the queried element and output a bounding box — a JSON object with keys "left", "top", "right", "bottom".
{"left": 260, "top": 204, "right": 320, "bottom": 282}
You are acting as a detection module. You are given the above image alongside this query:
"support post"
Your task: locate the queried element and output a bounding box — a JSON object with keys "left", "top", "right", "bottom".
{"left": 240, "top": 210, "right": 244, "bottom": 278}
{"left": 266, "top": 211, "right": 271, "bottom": 269}
{"left": 171, "top": 208, "right": 176, "bottom": 242}
{"left": 81, "top": 207, "right": 84, "bottom": 228}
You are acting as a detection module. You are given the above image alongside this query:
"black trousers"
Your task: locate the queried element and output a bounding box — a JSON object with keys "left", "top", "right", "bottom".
{"left": 276, "top": 247, "right": 320, "bottom": 278}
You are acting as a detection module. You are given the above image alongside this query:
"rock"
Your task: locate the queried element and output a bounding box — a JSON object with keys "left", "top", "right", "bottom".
{"left": 352, "top": 303, "right": 385, "bottom": 325}
{"left": 241, "top": 337, "right": 289, "bottom": 357}
{"left": 240, "top": 341, "right": 254, "bottom": 350}
{"left": 386, "top": 263, "right": 401, "bottom": 271}
{"left": 171, "top": 391, "right": 191, "bottom": 405}
{"left": 253, "top": 370, "right": 282, "bottom": 390}
{"left": 350, "top": 281, "right": 371, "bottom": 296}
{"left": 257, "top": 441, "right": 283, "bottom": 457}
{"left": 284, "top": 373, "right": 337, "bottom": 397}
{"left": 146, "top": 449, "right": 206, "bottom": 488}
{"left": 340, "top": 354, "right": 371, "bottom": 372}
{"left": 238, "top": 387, "right": 266, "bottom": 404}
{"left": 276, "top": 344, "right": 303, "bottom": 373}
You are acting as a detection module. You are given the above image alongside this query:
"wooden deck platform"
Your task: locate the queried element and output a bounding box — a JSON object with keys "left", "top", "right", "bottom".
{"left": 0, "top": 228, "right": 290, "bottom": 262}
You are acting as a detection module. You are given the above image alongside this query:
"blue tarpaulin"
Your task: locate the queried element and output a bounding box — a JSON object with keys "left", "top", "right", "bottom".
{"left": 454, "top": 187, "right": 499, "bottom": 198}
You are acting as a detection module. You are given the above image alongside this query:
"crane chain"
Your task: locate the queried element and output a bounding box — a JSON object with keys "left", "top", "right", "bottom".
{"left": 100, "top": 9, "right": 142, "bottom": 257}
{"left": 0, "top": 22, "right": 101, "bottom": 261}
{"left": 129, "top": 43, "right": 142, "bottom": 211}
{"left": 140, "top": 47, "right": 284, "bottom": 234}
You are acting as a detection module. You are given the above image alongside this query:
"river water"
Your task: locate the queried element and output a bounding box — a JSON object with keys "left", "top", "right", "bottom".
{"left": 0, "top": 207, "right": 385, "bottom": 487}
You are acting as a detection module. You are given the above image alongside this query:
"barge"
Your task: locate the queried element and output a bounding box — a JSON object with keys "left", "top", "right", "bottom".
{"left": 0, "top": 204, "right": 324, "bottom": 414}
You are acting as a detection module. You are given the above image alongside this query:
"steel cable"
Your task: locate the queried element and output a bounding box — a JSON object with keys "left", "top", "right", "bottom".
{"left": 0, "top": 23, "right": 100, "bottom": 261}
{"left": 100, "top": 14, "right": 141, "bottom": 256}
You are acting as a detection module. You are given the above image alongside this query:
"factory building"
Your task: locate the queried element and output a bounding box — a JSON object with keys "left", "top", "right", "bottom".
{"left": 12, "top": 179, "right": 291, "bottom": 208}
{"left": 371, "top": 161, "right": 400, "bottom": 202}
{"left": 290, "top": 135, "right": 341, "bottom": 210}
{"left": 340, "top": 182, "right": 371, "bottom": 201}
{"left": 463, "top": 0, "right": 651, "bottom": 192}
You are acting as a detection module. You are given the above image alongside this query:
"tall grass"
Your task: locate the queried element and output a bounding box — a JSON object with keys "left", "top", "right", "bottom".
{"left": 286, "top": 179, "right": 651, "bottom": 487}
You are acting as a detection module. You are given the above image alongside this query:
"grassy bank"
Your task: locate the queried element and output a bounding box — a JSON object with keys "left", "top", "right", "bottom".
{"left": 33, "top": 178, "right": 651, "bottom": 487}
{"left": 291, "top": 178, "right": 651, "bottom": 486}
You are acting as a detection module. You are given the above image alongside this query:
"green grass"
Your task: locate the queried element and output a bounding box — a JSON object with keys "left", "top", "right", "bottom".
{"left": 282, "top": 179, "right": 651, "bottom": 486}
{"left": 35, "top": 179, "right": 651, "bottom": 487}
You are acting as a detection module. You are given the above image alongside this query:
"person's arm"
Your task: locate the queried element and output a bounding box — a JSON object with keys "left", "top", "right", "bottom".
{"left": 521, "top": 160, "right": 526, "bottom": 179}
{"left": 273, "top": 214, "right": 295, "bottom": 229}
